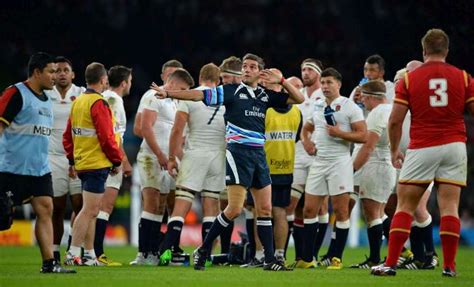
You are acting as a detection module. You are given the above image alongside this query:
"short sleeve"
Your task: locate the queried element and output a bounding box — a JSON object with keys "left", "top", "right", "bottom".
{"left": 348, "top": 101, "right": 365, "bottom": 123}
{"left": 394, "top": 76, "right": 409, "bottom": 106}
{"left": 177, "top": 100, "right": 190, "bottom": 114}
{"left": 0, "top": 86, "right": 22, "bottom": 126}
{"left": 267, "top": 90, "right": 289, "bottom": 109}
{"left": 366, "top": 109, "right": 384, "bottom": 136}
{"left": 142, "top": 95, "right": 162, "bottom": 112}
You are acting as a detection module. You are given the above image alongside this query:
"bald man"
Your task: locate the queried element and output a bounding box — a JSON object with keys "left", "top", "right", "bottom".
{"left": 286, "top": 77, "right": 304, "bottom": 90}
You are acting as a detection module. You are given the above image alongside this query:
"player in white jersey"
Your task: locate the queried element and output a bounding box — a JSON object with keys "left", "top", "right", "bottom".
{"left": 349, "top": 81, "right": 395, "bottom": 269}
{"left": 44, "top": 56, "right": 85, "bottom": 263}
{"left": 133, "top": 59, "right": 183, "bottom": 138}
{"left": 287, "top": 59, "right": 330, "bottom": 266}
{"left": 218, "top": 56, "right": 242, "bottom": 254}
{"left": 130, "top": 69, "right": 194, "bottom": 265}
{"left": 297, "top": 68, "right": 367, "bottom": 269}
{"left": 93, "top": 65, "right": 133, "bottom": 266}
{"left": 158, "top": 63, "right": 224, "bottom": 265}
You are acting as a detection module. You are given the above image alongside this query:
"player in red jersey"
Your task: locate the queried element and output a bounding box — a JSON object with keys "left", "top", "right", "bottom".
{"left": 372, "top": 28, "right": 474, "bottom": 277}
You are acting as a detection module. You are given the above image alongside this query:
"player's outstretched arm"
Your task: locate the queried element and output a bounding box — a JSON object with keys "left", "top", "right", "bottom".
{"left": 260, "top": 69, "right": 304, "bottom": 104}
{"left": 151, "top": 82, "right": 204, "bottom": 101}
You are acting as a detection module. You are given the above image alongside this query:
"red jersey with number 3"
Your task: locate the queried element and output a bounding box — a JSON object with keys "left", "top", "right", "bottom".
{"left": 394, "top": 61, "right": 474, "bottom": 149}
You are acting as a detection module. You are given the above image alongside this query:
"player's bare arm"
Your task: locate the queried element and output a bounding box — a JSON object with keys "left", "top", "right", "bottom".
{"left": 141, "top": 108, "right": 168, "bottom": 169}
{"left": 151, "top": 82, "right": 204, "bottom": 101}
{"left": 327, "top": 120, "right": 367, "bottom": 143}
{"left": 301, "top": 122, "right": 316, "bottom": 155}
{"left": 167, "top": 111, "right": 188, "bottom": 176}
{"left": 388, "top": 103, "right": 408, "bottom": 168}
{"left": 353, "top": 131, "right": 380, "bottom": 171}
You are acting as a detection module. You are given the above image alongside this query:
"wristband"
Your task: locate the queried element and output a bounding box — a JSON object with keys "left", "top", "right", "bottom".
{"left": 169, "top": 155, "right": 176, "bottom": 161}
{"left": 279, "top": 76, "right": 285, "bottom": 85}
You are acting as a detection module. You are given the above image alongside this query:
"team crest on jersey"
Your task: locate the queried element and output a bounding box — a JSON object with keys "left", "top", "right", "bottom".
{"left": 70, "top": 96, "right": 76, "bottom": 101}
{"left": 335, "top": 105, "right": 341, "bottom": 111}
{"left": 239, "top": 93, "right": 248, "bottom": 99}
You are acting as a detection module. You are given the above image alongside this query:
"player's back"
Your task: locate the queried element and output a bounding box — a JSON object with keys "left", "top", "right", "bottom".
{"left": 396, "top": 61, "right": 472, "bottom": 149}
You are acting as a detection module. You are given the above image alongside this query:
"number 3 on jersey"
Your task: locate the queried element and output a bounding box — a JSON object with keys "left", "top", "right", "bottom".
{"left": 429, "top": 78, "right": 448, "bottom": 107}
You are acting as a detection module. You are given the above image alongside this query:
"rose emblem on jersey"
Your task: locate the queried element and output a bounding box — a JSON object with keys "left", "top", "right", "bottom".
{"left": 70, "top": 96, "right": 76, "bottom": 101}
{"left": 335, "top": 104, "right": 341, "bottom": 111}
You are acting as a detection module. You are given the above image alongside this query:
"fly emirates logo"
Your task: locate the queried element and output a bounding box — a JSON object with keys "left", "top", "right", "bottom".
{"left": 244, "top": 106, "right": 265, "bottom": 118}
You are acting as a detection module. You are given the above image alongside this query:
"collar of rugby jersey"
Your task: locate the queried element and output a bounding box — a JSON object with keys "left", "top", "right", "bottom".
{"left": 326, "top": 95, "right": 347, "bottom": 110}
{"left": 238, "top": 82, "right": 264, "bottom": 99}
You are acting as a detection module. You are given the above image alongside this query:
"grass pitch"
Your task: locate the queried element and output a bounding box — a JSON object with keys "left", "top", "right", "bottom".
{"left": 1, "top": 246, "right": 473, "bottom": 287}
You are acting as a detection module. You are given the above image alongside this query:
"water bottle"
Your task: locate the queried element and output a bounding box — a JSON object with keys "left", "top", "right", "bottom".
{"left": 324, "top": 106, "right": 337, "bottom": 126}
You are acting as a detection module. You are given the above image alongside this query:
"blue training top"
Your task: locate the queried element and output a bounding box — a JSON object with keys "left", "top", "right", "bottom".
{"left": 203, "top": 83, "right": 289, "bottom": 148}
{"left": 0, "top": 82, "right": 53, "bottom": 176}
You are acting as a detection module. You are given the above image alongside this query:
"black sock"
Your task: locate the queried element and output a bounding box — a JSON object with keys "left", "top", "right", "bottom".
{"left": 53, "top": 251, "right": 61, "bottom": 262}
{"left": 202, "top": 213, "right": 231, "bottom": 251}
{"left": 256, "top": 217, "right": 275, "bottom": 263}
{"left": 138, "top": 220, "right": 146, "bottom": 253}
{"left": 420, "top": 221, "right": 435, "bottom": 255}
{"left": 382, "top": 216, "right": 391, "bottom": 245}
{"left": 220, "top": 221, "right": 234, "bottom": 253}
{"left": 325, "top": 226, "right": 337, "bottom": 258}
{"left": 246, "top": 217, "right": 255, "bottom": 258}
{"left": 201, "top": 220, "right": 213, "bottom": 246}
{"left": 332, "top": 223, "right": 349, "bottom": 260}
{"left": 67, "top": 235, "right": 72, "bottom": 252}
{"left": 160, "top": 220, "right": 183, "bottom": 253}
{"left": 42, "top": 258, "right": 55, "bottom": 267}
{"left": 314, "top": 222, "right": 328, "bottom": 259}
{"left": 94, "top": 218, "right": 107, "bottom": 257}
{"left": 410, "top": 226, "right": 424, "bottom": 261}
{"left": 302, "top": 220, "right": 318, "bottom": 262}
{"left": 293, "top": 220, "right": 304, "bottom": 260}
{"left": 139, "top": 218, "right": 155, "bottom": 254}
{"left": 367, "top": 223, "right": 383, "bottom": 263}
{"left": 149, "top": 220, "right": 161, "bottom": 255}
{"left": 284, "top": 219, "right": 294, "bottom": 257}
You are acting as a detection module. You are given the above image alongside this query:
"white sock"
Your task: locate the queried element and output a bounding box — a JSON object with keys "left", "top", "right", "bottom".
{"left": 69, "top": 246, "right": 81, "bottom": 257}
{"left": 84, "top": 249, "right": 96, "bottom": 258}
{"left": 255, "top": 250, "right": 264, "bottom": 260}
{"left": 53, "top": 244, "right": 60, "bottom": 252}
{"left": 274, "top": 249, "right": 285, "bottom": 258}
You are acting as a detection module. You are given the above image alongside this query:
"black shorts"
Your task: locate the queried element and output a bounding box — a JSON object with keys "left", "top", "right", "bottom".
{"left": 77, "top": 168, "right": 110, "bottom": 194}
{"left": 246, "top": 185, "right": 290, "bottom": 208}
{"left": 0, "top": 172, "right": 53, "bottom": 205}
{"left": 226, "top": 145, "right": 271, "bottom": 189}
{"left": 271, "top": 184, "right": 291, "bottom": 208}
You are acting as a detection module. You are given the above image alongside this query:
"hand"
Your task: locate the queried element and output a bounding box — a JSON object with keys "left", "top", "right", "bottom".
{"left": 150, "top": 82, "right": 167, "bottom": 99}
{"left": 110, "top": 164, "right": 121, "bottom": 175}
{"left": 302, "top": 140, "right": 317, "bottom": 156}
{"left": 391, "top": 150, "right": 405, "bottom": 169}
{"left": 259, "top": 69, "right": 283, "bottom": 85}
{"left": 122, "top": 159, "right": 132, "bottom": 178}
{"left": 68, "top": 165, "right": 77, "bottom": 179}
{"left": 167, "top": 158, "right": 179, "bottom": 178}
{"left": 327, "top": 123, "right": 342, "bottom": 137}
{"left": 157, "top": 153, "right": 168, "bottom": 170}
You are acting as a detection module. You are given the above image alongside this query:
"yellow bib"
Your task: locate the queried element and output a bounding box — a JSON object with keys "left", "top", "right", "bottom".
{"left": 264, "top": 106, "right": 301, "bottom": 174}
{"left": 70, "top": 92, "right": 119, "bottom": 171}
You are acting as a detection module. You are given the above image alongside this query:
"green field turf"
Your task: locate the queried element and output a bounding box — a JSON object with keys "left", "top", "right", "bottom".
{"left": 1, "top": 246, "right": 473, "bottom": 287}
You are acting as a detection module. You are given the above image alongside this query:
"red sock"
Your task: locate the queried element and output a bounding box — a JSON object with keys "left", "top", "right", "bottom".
{"left": 440, "top": 216, "right": 460, "bottom": 270}
{"left": 385, "top": 211, "right": 413, "bottom": 267}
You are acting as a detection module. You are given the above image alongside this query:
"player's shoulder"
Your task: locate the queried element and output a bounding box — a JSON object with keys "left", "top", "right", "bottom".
{"left": 1, "top": 84, "right": 20, "bottom": 99}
